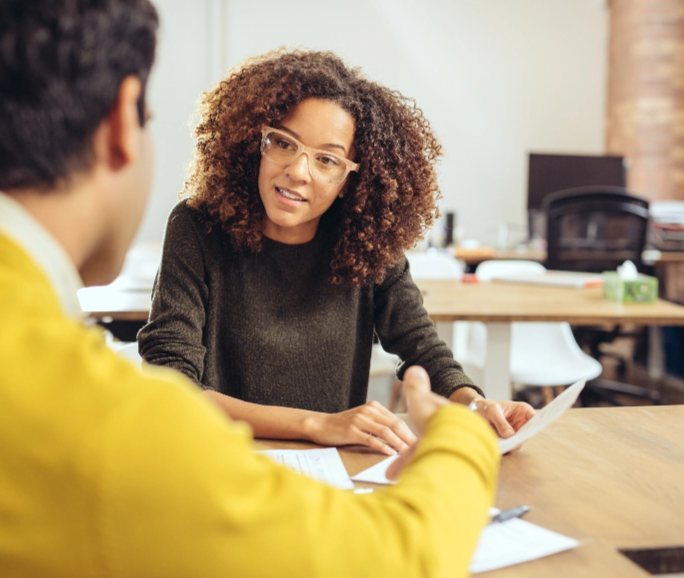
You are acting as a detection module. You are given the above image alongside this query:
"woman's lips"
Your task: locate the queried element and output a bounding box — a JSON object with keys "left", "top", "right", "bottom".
{"left": 276, "top": 186, "right": 307, "bottom": 204}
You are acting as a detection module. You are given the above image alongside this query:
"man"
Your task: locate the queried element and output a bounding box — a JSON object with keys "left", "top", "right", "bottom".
{"left": 0, "top": 2, "right": 499, "bottom": 577}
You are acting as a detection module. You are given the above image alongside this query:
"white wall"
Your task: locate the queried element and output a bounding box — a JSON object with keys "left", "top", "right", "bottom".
{"left": 139, "top": 0, "right": 609, "bottom": 247}
{"left": 136, "top": 0, "right": 219, "bottom": 243}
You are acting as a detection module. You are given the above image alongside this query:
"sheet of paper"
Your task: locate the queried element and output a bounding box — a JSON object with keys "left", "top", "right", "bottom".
{"left": 499, "top": 378, "right": 586, "bottom": 454}
{"left": 350, "top": 454, "right": 399, "bottom": 485}
{"left": 470, "top": 509, "right": 580, "bottom": 573}
{"left": 258, "top": 448, "right": 353, "bottom": 490}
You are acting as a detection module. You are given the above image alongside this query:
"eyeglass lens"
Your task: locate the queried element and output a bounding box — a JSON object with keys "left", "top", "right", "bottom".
{"left": 262, "top": 130, "right": 348, "bottom": 184}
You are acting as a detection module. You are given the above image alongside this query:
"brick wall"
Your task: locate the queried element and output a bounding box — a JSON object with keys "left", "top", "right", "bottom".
{"left": 606, "top": 0, "right": 684, "bottom": 200}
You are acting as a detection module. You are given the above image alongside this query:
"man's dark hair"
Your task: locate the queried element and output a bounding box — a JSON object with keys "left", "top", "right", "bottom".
{"left": 0, "top": 0, "right": 158, "bottom": 190}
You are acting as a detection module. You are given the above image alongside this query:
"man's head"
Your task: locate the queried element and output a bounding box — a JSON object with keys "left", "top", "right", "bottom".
{"left": 0, "top": 0, "right": 158, "bottom": 285}
{"left": 0, "top": 0, "right": 158, "bottom": 190}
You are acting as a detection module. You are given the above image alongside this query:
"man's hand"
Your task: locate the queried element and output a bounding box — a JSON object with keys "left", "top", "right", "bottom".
{"left": 386, "top": 366, "right": 448, "bottom": 479}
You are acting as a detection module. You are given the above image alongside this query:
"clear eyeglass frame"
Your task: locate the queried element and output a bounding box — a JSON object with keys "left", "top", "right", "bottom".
{"left": 260, "top": 126, "right": 360, "bottom": 185}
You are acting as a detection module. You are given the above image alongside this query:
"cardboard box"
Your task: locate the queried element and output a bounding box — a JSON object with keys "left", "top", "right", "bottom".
{"left": 603, "top": 272, "right": 658, "bottom": 303}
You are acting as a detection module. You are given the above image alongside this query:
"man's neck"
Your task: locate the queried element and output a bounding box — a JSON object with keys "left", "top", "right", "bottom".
{"left": 6, "top": 178, "right": 102, "bottom": 284}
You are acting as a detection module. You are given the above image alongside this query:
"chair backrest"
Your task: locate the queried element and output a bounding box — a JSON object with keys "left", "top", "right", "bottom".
{"left": 405, "top": 251, "right": 464, "bottom": 280}
{"left": 543, "top": 186, "right": 650, "bottom": 273}
{"left": 475, "top": 259, "right": 546, "bottom": 281}
{"left": 112, "top": 342, "right": 143, "bottom": 367}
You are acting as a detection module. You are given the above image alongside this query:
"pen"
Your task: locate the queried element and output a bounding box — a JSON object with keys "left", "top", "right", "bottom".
{"left": 490, "top": 505, "right": 531, "bottom": 524}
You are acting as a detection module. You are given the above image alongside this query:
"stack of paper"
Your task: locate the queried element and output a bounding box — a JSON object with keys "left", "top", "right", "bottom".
{"left": 470, "top": 509, "right": 579, "bottom": 573}
{"left": 258, "top": 448, "right": 353, "bottom": 490}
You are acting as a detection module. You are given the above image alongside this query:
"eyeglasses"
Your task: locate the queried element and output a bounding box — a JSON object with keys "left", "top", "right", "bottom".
{"left": 260, "top": 127, "right": 359, "bottom": 185}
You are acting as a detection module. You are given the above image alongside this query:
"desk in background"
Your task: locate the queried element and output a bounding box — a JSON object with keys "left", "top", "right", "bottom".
{"left": 453, "top": 246, "right": 684, "bottom": 302}
{"left": 79, "top": 248, "right": 684, "bottom": 321}
{"left": 78, "top": 286, "right": 151, "bottom": 322}
{"left": 78, "top": 286, "right": 150, "bottom": 341}
{"left": 80, "top": 273, "right": 684, "bottom": 398}
{"left": 258, "top": 405, "right": 684, "bottom": 577}
{"left": 415, "top": 279, "right": 684, "bottom": 400}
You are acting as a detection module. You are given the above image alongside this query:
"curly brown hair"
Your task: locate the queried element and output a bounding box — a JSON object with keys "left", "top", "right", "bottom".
{"left": 185, "top": 49, "right": 442, "bottom": 287}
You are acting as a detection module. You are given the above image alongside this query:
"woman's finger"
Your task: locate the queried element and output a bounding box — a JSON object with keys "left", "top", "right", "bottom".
{"left": 353, "top": 430, "right": 398, "bottom": 456}
{"left": 352, "top": 415, "right": 410, "bottom": 453}
{"left": 364, "top": 402, "right": 417, "bottom": 446}
{"left": 386, "top": 444, "right": 417, "bottom": 480}
{"left": 503, "top": 402, "right": 536, "bottom": 431}
{"left": 483, "top": 402, "right": 515, "bottom": 438}
{"left": 470, "top": 399, "right": 515, "bottom": 438}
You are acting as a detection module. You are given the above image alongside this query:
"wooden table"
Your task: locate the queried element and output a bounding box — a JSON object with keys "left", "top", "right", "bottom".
{"left": 492, "top": 405, "right": 684, "bottom": 576}
{"left": 452, "top": 246, "right": 684, "bottom": 304}
{"left": 451, "top": 246, "right": 684, "bottom": 268}
{"left": 258, "top": 405, "right": 684, "bottom": 577}
{"left": 415, "top": 279, "right": 684, "bottom": 400}
{"left": 78, "top": 286, "right": 151, "bottom": 322}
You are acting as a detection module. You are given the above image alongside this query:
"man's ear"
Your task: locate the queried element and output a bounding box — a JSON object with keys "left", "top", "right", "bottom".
{"left": 94, "top": 75, "right": 143, "bottom": 171}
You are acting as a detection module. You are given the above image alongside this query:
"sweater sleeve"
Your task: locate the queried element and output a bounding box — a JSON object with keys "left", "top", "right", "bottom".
{"left": 137, "top": 202, "right": 209, "bottom": 388}
{"left": 101, "top": 369, "right": 500, "bottom": 578}
{"left": 373, "top": 256, "right": 484, "bottom": 399}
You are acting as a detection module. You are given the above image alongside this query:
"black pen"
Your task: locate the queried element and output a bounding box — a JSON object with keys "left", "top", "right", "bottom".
{"left": 490, "top": 505, "right": 531, "bottom": 524}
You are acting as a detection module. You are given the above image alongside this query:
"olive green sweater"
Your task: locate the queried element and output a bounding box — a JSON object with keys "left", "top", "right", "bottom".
{"left": 138, "top": 201, "right": 480, "bottom": 412}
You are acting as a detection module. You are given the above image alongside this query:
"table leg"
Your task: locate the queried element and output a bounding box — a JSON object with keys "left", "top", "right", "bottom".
{"left": 648, "top": 325, "right": 664, "bottom": 379}
{"left": 435, "top": 321, "right": 454, "bottom": 350}
{"left": 482, "top": 322, "right": 512, "bottom": 401}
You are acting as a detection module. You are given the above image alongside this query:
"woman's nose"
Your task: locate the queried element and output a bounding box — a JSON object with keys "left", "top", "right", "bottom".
{"left": 285, "top": 152, "right": 312, "bottom": 182}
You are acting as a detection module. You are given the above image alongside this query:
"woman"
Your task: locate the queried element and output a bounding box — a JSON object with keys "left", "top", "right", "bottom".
{"left": 138, "top": 50, "right": 534, "bottom": 454}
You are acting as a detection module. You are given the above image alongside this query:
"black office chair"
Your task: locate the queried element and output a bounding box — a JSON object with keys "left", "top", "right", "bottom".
{"left": 543, "top": 186, "right": 660, "bottom": 405}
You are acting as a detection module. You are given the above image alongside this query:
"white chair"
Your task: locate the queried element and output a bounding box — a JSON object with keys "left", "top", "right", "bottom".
{"left": 405, "top": 250, "right": 465, "bottom": 281}
{"left": 462, "top": 260, "right": 603, "bottom": 402}
{"left": 405, "top": 250, "right": 465, "bottom": 350}
{"left": 111, "top": 341, "right": 143, "bottom": 367}
{"left": 369, "top": 251, "right": 465, "bottom": 410}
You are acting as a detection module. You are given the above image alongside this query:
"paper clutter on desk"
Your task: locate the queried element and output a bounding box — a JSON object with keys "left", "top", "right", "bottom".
{"left": 603, "top": 260, "right": 658, "bottom": 303}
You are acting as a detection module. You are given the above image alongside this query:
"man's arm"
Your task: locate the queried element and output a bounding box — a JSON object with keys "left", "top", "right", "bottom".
{"left": 100, "top": 365, "right": 499, "bottom": 578}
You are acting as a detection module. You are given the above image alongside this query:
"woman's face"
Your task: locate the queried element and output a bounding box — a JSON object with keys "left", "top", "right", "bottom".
{"left": 258, "top": 97, "right": 355, "bottom": 244}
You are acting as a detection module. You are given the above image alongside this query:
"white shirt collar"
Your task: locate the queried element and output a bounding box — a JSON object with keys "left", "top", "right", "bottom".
{"left": 0, "top": 191, "right": 84, "bottom": 319}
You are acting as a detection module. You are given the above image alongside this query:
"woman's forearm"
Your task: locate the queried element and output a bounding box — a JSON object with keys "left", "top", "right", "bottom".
{"left": 203, "top": 390, "right": 416, "bottom": 454}
{"left": 203, "top": 390, "right": 319, "bottom": 440}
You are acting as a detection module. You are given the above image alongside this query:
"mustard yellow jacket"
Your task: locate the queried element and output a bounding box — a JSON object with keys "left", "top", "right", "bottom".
{"left": 0, "top": 232, "right": 499, "bottom": 578}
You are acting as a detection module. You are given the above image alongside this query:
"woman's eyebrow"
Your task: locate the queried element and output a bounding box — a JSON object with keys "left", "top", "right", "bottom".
{"left": 277, "top": 125, "right": 348, "bottom": 156}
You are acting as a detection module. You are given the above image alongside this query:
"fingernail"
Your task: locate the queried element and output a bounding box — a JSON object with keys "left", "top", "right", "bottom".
{"left": 405, "top": 366, "right": 427, "bottom": 379}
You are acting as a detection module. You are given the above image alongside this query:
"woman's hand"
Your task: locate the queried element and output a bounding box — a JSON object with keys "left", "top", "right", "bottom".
{"left": 304, "top": 401, "right": 417, "bottom": 456}
{"left": 468, "top": 398, "right": 536, "bottom": 438}
{"left": 449, "top": 387, "right": 535, "bottom": 440}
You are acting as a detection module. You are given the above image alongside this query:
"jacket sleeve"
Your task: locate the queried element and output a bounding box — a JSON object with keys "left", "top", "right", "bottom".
{"left": 373, "top": 256, "right": 482, "bottom": 399}
{"left": 100, "top": 367, "right": 500, "bottom": 578}
{"left": 137, "top": 201, "right": 209, "bottom": 387}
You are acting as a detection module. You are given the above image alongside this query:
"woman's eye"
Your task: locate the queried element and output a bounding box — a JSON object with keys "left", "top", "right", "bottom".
{"left": 318, "top": 155, "right": 341, "bottom": 166}
{"left": 275, "top": 137, "right": 295, "bottom": 150}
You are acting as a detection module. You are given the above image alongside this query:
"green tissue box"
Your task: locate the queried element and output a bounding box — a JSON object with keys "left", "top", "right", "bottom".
{"left": 603, "top": 272, "right": 658, "bottom": 303}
